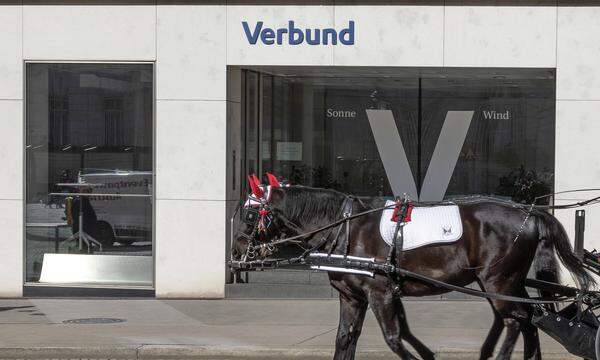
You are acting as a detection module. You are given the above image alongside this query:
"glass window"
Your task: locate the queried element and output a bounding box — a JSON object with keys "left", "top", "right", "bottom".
{"left": 25, "top": 63, "right": 153, "bottom": 286}
{"left": 421, "top": 76, "right": 555, "bottom": 203}
{"left": 235, "top": 67, "right": 555, "bottom": 203}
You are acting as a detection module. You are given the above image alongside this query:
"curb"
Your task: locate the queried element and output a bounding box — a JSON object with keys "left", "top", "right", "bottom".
{"left": 0, "top": 346, "right": 138, "bottom": 359}
{"left": 0, "top": 346, "right": 579, "bottom": 359}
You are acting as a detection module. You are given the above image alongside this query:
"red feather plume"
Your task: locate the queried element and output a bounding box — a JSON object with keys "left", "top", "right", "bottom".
{"left": 247, "top": 174, "right": 264, "bottom": 198}
{"left": 266, "top": 172, "right": 281, "bottom": 188}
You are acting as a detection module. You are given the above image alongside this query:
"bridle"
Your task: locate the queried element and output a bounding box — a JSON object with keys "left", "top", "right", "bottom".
{"left": 237, "top": 191, "right": 322, "bottom": 262}
{"left": 235, "top": 173, "right": 300, "bottom": 261}
{"left": 237, "top": 196, "right": 274, "bottom": 261}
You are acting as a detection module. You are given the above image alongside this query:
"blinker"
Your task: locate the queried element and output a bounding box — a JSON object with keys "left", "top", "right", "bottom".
{"left": 243, "top": 207, "right": 260, "bottom": 226}
{"left": 242, "top": 207, "right": 273, "bottom": 232}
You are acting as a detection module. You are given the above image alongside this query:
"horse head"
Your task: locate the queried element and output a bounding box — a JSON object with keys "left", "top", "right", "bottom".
{"left": 230, "top": 173, "right": 347, "bottom": 263}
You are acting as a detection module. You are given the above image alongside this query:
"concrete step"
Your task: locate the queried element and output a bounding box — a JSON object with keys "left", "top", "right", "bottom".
{"left": 226, "top": 283, "right": 337, "bottom": 299}
{"left": 245, "top": 269, "right": 330, "bottom": 285}
{"left": 226, "top": 280, "right": 484, "bottom": 300}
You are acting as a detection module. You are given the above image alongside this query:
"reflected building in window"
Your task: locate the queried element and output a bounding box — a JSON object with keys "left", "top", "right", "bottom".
{"left": 25, "top": 63, "right": 153, "bottom": 284}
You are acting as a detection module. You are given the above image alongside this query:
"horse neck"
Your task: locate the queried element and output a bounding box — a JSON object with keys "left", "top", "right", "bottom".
{"left": 279, "top": 188, "right": 347, "bottom": 232}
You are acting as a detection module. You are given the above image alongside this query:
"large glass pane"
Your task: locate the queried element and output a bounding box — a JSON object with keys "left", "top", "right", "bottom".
{"left": 253, "top": 71, "right": 419, "bottom": 197}
{"left": 421, "top": 73, "right": 555, "bottom": 203}
{"left": 26, "top": 63, "right": 153, "bottom": 285}
{"left": 238, "top": 67, "right": 554, "bottom": 203}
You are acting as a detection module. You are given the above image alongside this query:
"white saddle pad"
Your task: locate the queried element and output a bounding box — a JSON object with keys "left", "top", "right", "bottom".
{"left": 379, "top": 200, "right": 463, "bottom": 250}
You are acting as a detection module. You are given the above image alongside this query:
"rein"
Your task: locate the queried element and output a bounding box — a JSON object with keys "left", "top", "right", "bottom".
{"left": 251, "top": 200, "right": 394, "bottom": 250}
{"left": 244, "top": 188, "right": 600, "bottom": 253}
{"left": 231, "top": 188, "right": 600, "bottom": 305}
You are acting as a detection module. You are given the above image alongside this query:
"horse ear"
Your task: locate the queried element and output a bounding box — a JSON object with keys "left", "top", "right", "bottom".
{"left": 247, "top": 174, "right": 264, "bottom": 197}
{"left": 266, "top": 172, "right": 280, "bottom": 188}
{"left": 251, "top": 174, "right": 262, "bottom": 188}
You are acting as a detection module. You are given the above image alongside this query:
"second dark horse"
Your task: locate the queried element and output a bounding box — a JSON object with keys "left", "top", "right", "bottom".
{"left": 232, "top": 185, "right": 594, "bottom": 360}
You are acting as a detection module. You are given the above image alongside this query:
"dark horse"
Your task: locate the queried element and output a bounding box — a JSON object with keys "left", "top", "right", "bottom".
{"left": 231, "top": 184, "right": 593, "bottom": 360}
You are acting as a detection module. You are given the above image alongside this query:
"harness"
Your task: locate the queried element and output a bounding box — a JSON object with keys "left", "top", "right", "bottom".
{"left": 238, "top": 193, "right": 416, "bottom": 284}
{"left": 232, "top": 189, "right": 600, "bottom": 305}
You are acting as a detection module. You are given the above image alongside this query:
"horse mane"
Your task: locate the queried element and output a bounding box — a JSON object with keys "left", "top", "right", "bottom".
{"left": 278, "top": 186, "right": 347, "bottom": 226}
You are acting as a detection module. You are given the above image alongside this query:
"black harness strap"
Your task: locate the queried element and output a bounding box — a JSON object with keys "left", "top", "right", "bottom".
{"left": 385, "top": 198, "right": 409, "bottom": 265}
{"left": 386, "top": 197, "right": 410, "bottom": 294}
{"left": 327, "top": 197, "right": 354, "bottom": 257}
{"left": 326, "top": 221, "right": 345, "bottom": 257}
{"left": 343, "top": 199, "right": 353, "bottom": 257}
{"left": 390, "top": 221, "right": 405, "bottom": 295}
{"left": 299, "top": 255, "right": 575, "bottom": 305}
{"left": 230, "top": 255, "right": 575, "bottom": 305}
{"left": 394, "top": 219, "right": 405, "bottom": 268}
{"left": 397, "top": 267, "right": 569, "bottom": 305}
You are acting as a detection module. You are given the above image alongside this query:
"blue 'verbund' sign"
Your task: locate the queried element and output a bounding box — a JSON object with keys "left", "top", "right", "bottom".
{"left": 242, "top": 20, "right": 355, "bottom": 46}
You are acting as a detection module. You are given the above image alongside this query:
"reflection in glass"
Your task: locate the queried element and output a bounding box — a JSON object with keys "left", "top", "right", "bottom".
{"left": 239, "top": 67, "right": 555, "bottom": 203}
{"left": 25, "top": 63, "right": 153, "bottom": 284}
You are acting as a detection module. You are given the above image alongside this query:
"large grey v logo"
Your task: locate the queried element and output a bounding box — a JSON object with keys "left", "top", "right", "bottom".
{"left": 366, "top": 110, "right": 474, "bottom": 201}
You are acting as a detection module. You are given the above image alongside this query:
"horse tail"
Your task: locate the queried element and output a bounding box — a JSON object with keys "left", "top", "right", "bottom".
{"left": 535, "top": 211, "right": 595, "bottom": 290}
{"left": 532, "top": 238, "right": 560, "bottom": 309}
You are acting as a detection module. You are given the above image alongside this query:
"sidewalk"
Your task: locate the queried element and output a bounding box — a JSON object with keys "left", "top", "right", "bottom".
{"left": 0, "top": 298, "right": 576, "bottom": 359}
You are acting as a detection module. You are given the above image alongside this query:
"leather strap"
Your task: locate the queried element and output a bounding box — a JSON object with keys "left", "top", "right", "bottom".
{"left": 393, "top": 221, "right": 404, "bottom": 268}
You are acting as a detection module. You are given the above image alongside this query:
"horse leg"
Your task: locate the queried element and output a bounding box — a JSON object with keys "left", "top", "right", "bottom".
{"left": 368, "top": 290, "right": 420, "bottom": 360}
{"left": 395, "top": 300, "right": 435, "bottom": 360}
{"left": 494, "top": 315, "right": 522, "bottom": 360}
{"left": 484, "top": 288, "right": 540, "bottom": 360}
{"left": 478, "top": 279, "right": 505, "bottom": 360}
{"left": 479, "top": 303, "right": 504, "bottom": 360}
{"left": 521, "top": 318, "right": 541, "bottom": 360}
{"left": 333, "top": 294, "right": 368, "bottom": 360}
{"left": 516, "top": 289, "right": 541, "bottom": 360}
{"left": 495, "top": 305, "right": 540, "bottom": 360}
{"left": 477, "top": 278, "right": 524, "bottom": 360}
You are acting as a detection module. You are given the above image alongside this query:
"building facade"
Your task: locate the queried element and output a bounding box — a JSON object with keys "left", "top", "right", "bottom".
{"left": 0, "top": 1, "right": 599, "bottom": 298}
